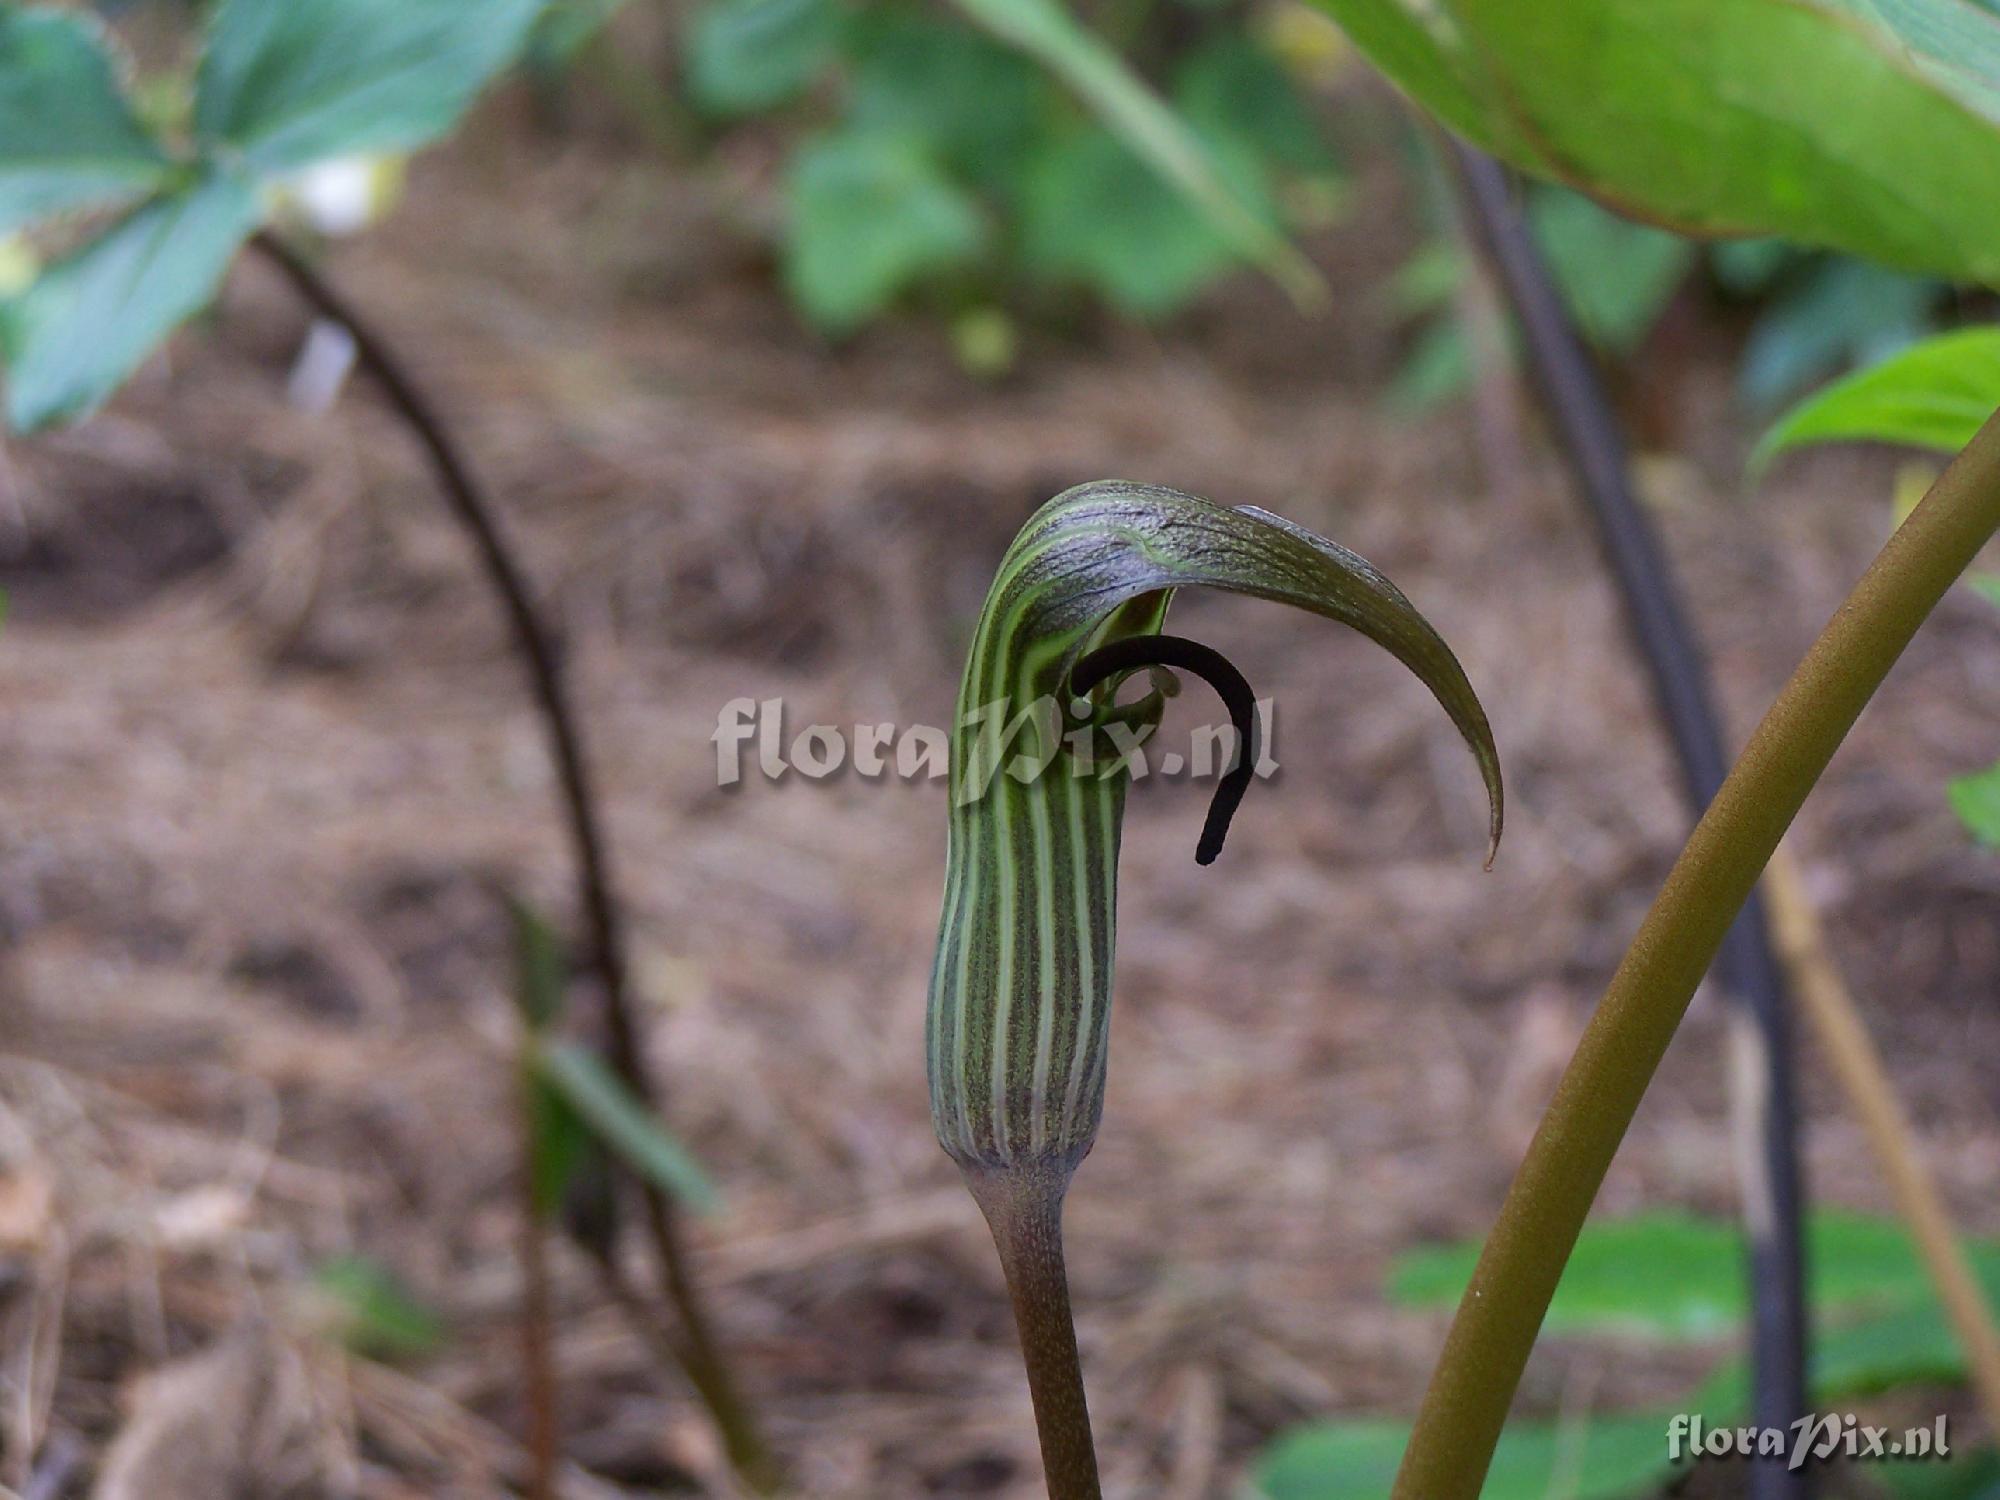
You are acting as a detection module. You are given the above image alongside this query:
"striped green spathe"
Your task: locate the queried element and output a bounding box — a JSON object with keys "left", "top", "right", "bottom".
{"left": 927, "top": 481, "right": 1502, "bottom": 1173}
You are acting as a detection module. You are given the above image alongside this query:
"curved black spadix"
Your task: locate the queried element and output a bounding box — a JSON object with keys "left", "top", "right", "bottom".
{"left": 1071, "top": 633, "right": 1258, "bottom": 868}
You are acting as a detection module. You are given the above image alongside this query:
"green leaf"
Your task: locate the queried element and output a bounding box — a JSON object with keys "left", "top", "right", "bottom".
{"left": 1527, "top": 188, "right": 1693, "bottom": 354}
{"left": 1172, "top": 33, "right": 1339, "bottom": 177}
{"left": 507, "top": 900, "right": 567, "bottom": 1031}
{"left": 948, "top": 0, "right": 1325, "bottom": 307}
{"left": 1970, "top": 574, "right": 2000, "bottom": 608}
{"left": 531, "top": 0, "right": 634, "bottom": 70}
{"left": 1391, "top": 1211, "right": 1998, "bottom": 1342}
{"left": 1303, "top": 0, "right": 1527, "bottom": 162}
{"left": 1313, "top": 0, "right": 2000, "bottom": 287}
{"left": 194, "top": 0, "right": 543, "bottom": 172}
{"left": 532, "top": 1042, "right": 719, "bottom": 1214}
{"left": 525, "top": 1069, "right": 596, "bottom": 1220}
{"left": 0, "top": 8, "right": 172, "bottom": 233}
{"left": 1020, "top": 124, "right": 1260, "bottom": 317}
{"left": 1840, "top": 0, "right": 2000, "bottom": 125}
{"left": 843, "top": 5, "right": 1051, "bottom": 187}
{"left": 3, "top": 169, "right": 260, "bottom": 431}
{"left": 1949, "top": 760, "right": 2000, "bottom": 846}
{"left": 1753, "top": 327, "right": 2000, "bottom": 469}
{"left": 1254, "top": 1409, "right": 1679, "bottom": 1500}
{"left": 310, "top": 1256, "right": 448, "bottom": 1359}
{"left": 686, "top": 0, "right": 840, "bottom": 117}
{"left": 1737, "top": 258, "right": 1941, "bottom": 408}
{"left": 1387, "top": 316, "right": 1474, "bottom": 413}
{"left": 782, "top": 129, "right": 983, "bottom": 334}
{"left": 1878, "top": 1447, "right": 2000, "bottom": 1500}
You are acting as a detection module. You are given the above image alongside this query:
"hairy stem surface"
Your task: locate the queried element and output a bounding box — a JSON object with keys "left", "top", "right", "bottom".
{"left": 967, "top": 1165, "right": 1102, "bottom": 1500}
{"left": 1393, "top": 405, "right": 2000, "bottom": 1500}
{"left": 248, "top": 230, "right": 775, "bottom": 1488}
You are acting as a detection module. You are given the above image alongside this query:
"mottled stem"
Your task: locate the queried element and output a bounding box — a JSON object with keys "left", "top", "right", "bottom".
{"left": 966, "top": 1164, "right": 1102, "bottom": 1500}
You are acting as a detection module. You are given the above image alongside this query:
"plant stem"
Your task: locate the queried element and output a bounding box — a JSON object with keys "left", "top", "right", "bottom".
{"left": 247, "top": 229, "right": 777, "bottom": 1490}
{"left": 1446, "top": 143, "right": 1811, "bottom": 1494}
{"left": 1763, "top": 847, "right": 2000, "bottom": 1436}
{"left": 1392, "top": 403, "right": 2000, "bottom": 1500}
{"left": 519, "top": 1072, "right": 560, "bottom": 1500}
{"left": 966, "top": 1163, "right": 1102, "bottom": 1500}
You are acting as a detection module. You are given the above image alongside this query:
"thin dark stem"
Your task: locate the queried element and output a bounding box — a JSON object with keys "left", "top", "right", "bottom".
{"left": 966, "top": 1164, "right": 1102, "bottom": 1500}
{"left": 1444, "top": 146, "right": 1810, "bottom": 1494}
{"left": 247, "top": 229, "right": 776, "bottom": 1489}
{"left": 519, "top": 1075, "right": 559, "bottom": 1500}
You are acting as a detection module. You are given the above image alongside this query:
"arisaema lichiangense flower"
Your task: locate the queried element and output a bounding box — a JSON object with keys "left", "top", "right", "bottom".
{"left": 927, "top": 481, "right": 1502, "bottom": 1499}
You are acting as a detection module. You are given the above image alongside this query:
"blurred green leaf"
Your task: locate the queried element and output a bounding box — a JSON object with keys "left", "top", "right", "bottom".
{"left": 1878, "top": 1447, "right": 2000, "bottom": 1500}
{"left": 311, "top": 1256, "right": 447, "bottom": 1360}
{"left": 533, "top": 1041, "right": 719, "bottom": 1214}
{"left": 1021, "top": 124, "right": 1265, "bottom": 317}
{"left": 950, "top": 0, "right": 1324, "bottom": 307}
{"left": 508, "top": 900, "right": 567, "bottom": 1031}
{"left": 1971, "top": 574, "right": 2000, "bottom": 608}
{"left": 1840, "top": 0, "right": 2000, "bottom": 124}
{"left": 525, "top": 1069, "right": 595, "bottom": 1220}
{"left": 1527, "top": 189, "right": 1693, "bottom": 353}
{"left": 3, "top": 169, "right": 259, "bottom": 431}
{"left": 531, "top": 0, "right": 633, "bottom": 70}
{"left": 0, "top": 8, "right": 172, "bottom": 233}
{"left": 1254, "top": 1409, "right": 1679, "bottom": 1500}
{"left": 1738, "top": 259, "right": 1942, "bottom": 408}
{"left": 1172, "top": 33, "right": 1339, "bottom": 177}
{"left": 1949, "top": 760, "right": 2000, "bottom": 846}
{"left": 195, "top": 0, "right": 543, "bottom": 172}
{"left": 1312, "top": 0, "right": 2000, "bottom": 287}
{"left": 783, "top": 128, "right": 983, "bottom": 334}
{"left": 687, "top": 0, "right": 840, "bottom": 117}
{"left": 1391, "top": 1211, "right": 1998, "bottom": 1342}
{"left": 1708, "top": 237, "right": 1802, "bottom": 297}
{"left": 843, "top": 5, "right": 1051, "bottom": 187}
{"left": 1387, "top": 316, "right": 1474, "bottom": 414}
{"left": 1753, "top": 327, "right": 2000, "bottom": 469}
{"left": 1385, "top": 241, "right": 1463, "bottom": 318}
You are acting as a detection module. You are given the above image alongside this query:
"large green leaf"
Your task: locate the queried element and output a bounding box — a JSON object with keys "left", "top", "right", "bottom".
{"left": 2, "top": 170, "right": 260, "bottom": 431}
{"left": 1312, "top": 0, "right": 2000, "bottom": 287}
{"left": 782, "top": 129, "right": 984, "bottom": 334}
{"left": 949, "top": 0, "right": 1324, "bottom": 306}
{"left": 686, "top": 0, "right": 840, "bottom": 117}
{"left": 0, "top": 8, "right": 172, "bottom": 233}
{"left": 1754, "top": 327, "right": 2000, "bottom": 467}
{"left": 194, "top": 0, "right": 543, "bottom": 172}
{"left": 1391, "top": 1211, "right": 2000, "bottom": 1342}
